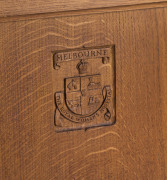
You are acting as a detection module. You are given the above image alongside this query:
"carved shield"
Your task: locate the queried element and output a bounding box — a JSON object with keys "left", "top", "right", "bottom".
{"left": 65, "top": 74, "right": 103, "bottom": 116}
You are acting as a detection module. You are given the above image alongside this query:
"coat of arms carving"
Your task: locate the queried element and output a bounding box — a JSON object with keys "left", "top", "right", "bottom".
{"left": 52, "top": 46, "right": 116, "bottom": 132}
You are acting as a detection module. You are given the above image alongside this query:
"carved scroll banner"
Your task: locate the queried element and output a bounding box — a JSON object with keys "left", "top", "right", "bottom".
{"left": 52, "top": 46, "right": 116, "bottom": 132}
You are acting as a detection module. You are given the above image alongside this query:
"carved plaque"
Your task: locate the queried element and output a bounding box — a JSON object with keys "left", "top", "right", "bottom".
{"left": 52, "top": 46, "right": 116, "bottom": 132}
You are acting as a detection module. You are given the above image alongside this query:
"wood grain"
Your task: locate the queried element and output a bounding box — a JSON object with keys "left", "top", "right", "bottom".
{"left": 157, "top": 8, "right": 167, "bottom": 178}
{"left": 0, "top": 0, "right": 167, "bottom": 17}
{"left": 0, "top": 6, "right": 167, "bottom": 180}
{"left": 1, "top": 2, "right": 167, "bottom": 24}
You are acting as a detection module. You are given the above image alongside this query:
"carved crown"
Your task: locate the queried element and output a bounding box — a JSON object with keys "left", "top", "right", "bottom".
{"left": 76, "top": 60, "right": 88, "bottom": 74}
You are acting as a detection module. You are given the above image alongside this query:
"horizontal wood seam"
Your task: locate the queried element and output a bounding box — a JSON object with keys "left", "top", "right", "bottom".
{"left": 0, "top": 1, "right": 167, "bottom": 23}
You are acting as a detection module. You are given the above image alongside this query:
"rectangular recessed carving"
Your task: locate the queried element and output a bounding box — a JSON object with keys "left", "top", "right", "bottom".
{"left": 52, "top": 46, "right": 116, "bottom": 132}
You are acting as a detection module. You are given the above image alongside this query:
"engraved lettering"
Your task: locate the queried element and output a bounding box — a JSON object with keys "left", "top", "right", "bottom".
{"left": 84, "top": 51, "right": 89, "bottom": 57}
{"left": 56, "top": 54, "right": 63, "bottom": 61}
{"left": 73, "top": 53, "right": 78, "bottom": 59}
{"left": 53, "top": 46, "right": 115, "bottom": 132}
{"left": 103, "top": 50, "right": 107, "bottom": 55}
{"left": 54, "top": 47, "right": 111, "bottom": 66}
{"left": 64, "top": 54, "right": 68, "bottom": 60}
{"left": 69, "top": 53, "right": 72, "bottom": 60}
{"left": 91, "top": 51, "right": 95, "bottom": 56}
{"left": 97, "top": 50, "right": 102, "bottom": 56}
{"left": 78, "top": 52, "right": 84, "bottom": 58}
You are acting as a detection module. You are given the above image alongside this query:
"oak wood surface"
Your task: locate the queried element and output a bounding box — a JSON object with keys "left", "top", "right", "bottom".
{"left": 0, "top": 6, "right": 167, "bottom": 180}
{"left": 0, "top": 0, "right": 167, "bottom": 17}
{"left": 1, "top": 2, "right": 167, "bottom": 24}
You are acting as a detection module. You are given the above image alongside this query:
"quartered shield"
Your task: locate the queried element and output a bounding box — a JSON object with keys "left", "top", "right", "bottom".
{"left": 65, "top": 74, "right": 103, "bottom": 116}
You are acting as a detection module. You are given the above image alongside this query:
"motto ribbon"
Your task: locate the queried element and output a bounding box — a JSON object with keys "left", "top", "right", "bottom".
{"left": 55, "top": 86, "right": 112, "bottom": 123}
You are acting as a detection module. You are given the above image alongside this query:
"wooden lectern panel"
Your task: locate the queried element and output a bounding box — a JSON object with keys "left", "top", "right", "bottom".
{"left": 0, "top": 3, "right": 167, "bottom": 180}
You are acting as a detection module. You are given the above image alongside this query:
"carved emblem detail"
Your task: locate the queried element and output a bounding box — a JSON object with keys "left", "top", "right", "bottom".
{"left": 76, "top": 60, "right": 89, "bottom": 74}
{"left": 53, "top": 46, "right": 116, "bottom": 132}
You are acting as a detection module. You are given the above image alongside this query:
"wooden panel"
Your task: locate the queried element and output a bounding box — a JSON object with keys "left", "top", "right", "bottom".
{"left": 157, "top": 8, "right": 167, "bottom": 178}
{"left": 0, "top": 0, "right": 167, "bottom": 17}
{"left": 0, "top": 7, "right": 167, "bottom": 180}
